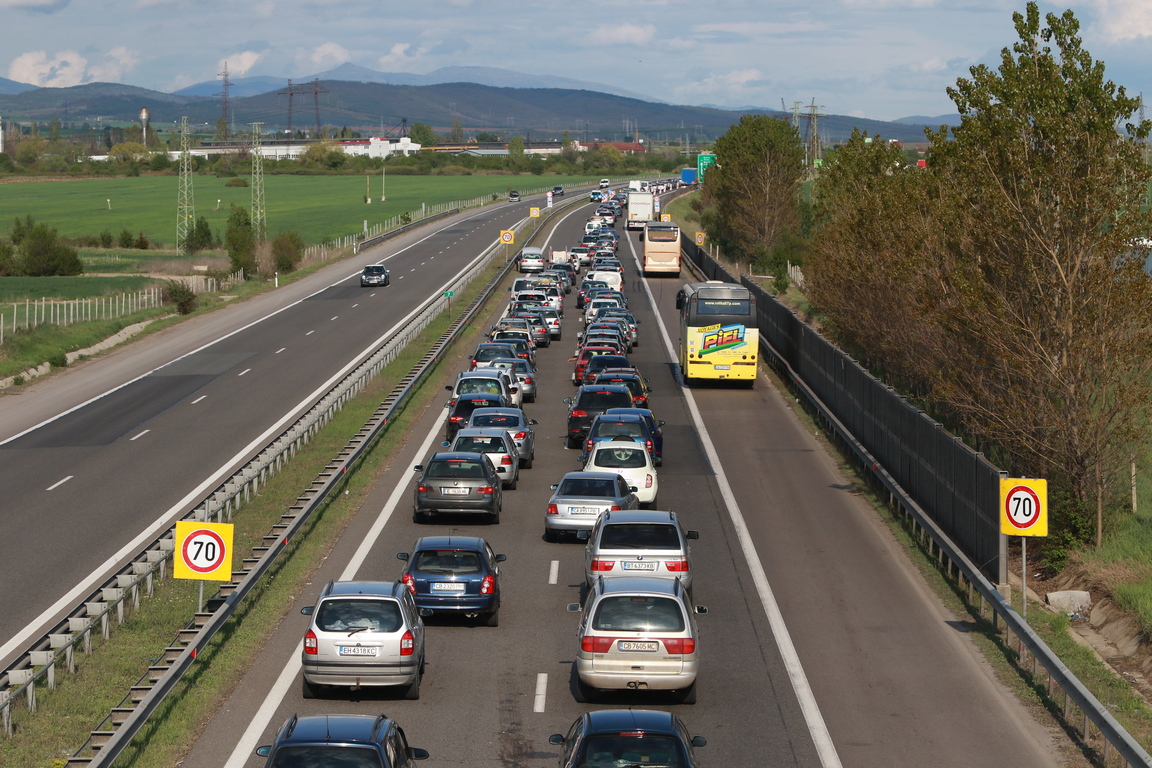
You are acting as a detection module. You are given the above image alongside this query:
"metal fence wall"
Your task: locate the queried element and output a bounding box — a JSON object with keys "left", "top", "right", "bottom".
{"left": 681, "top": 237, "right": 1005, "bottom": 582}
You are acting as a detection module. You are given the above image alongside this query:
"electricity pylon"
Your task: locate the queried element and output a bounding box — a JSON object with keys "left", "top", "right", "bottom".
{"left": 176, "top": 116, "right": 195, "bottom": 255}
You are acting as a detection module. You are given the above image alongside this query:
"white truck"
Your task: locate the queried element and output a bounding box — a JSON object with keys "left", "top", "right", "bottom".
{"left": 550, "top": 248, "right": 570, "bottom": 266}
{"left": 626, "top": 191, "right": 654, "bottom": 231}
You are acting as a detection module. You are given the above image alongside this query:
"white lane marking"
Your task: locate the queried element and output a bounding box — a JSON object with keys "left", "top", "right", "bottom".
{"left": 130, "top": 430, "right": 150, "bottom": 441}
{"left": 352, "top": 303, "right": 359, "bottom": 308}
{"left": 191, "top": 395, "right": 207, "bottom": 404}
{"left": 275, "top": 348, "right": 286, "bottom": 354}
{"left": 627, "top": 238, "right": 844, "bottom": 768}
{"left": 330, "top": 316, "right": 338, "bottom": 321}
{"left": 399, "top": 275, "right": 405, "bottom": 279}
{"left": 410, "top": 268, "right": 416, "bottom": 272}
{"left": 369, "top": 292, "right": 376, "bottom": 297}
{"left": 222, "top": 408, "right": 446, "bottom": 768}
{"left": 238, "top": 368, "right": 251, "bottom": 377}
{"left": 421, "top": 261, "right": 426, "bottom": 265}
{"left": 548, "top": 560, "right": 559, "bottom": 585}
{"left": 46, "top": 476, "right": 73, "bottom": 491}
{"left": 305, "top": 330, "right": 315, "bottom": 336}
{"left": 533, "top": 673, "right": 548, "bottom": 713}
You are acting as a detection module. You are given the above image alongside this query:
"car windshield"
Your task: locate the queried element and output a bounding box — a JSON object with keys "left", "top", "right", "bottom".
{"left": 593, "top": 446, "right": 647, "bottom": 469}
{"left": 558, "top": 478, "right": 618, "bottom": 497}
{"left": 413, "top": 550, "right": 482, "bottom": 574}
{"left": 575, "top": 734, "right": 686, "bottom": 768}
{"left": 426, "top": 459, "right": 487, "bottom": 478}
{"left": 601, "top": 524, "right": 680, "bottom": 550}
{"left": 577, "top": 391, "right": 633, "bottom": 411}
{"left": 592, "top": 596, "right": 686, "bottom": 632}
{"left": 454, "top": 436, "right": 506, "bottom": 453}
{"left": 593, "top": 421, "right": 646, "bottom": 440}
{"left": 315, "top": 599, "right": 402, "bottom": 633}
{"left": 471, "top": 413, "right": 519, "bottom": 428}
{"left": 362, "top": 266, "right": 386, "bottom": 275}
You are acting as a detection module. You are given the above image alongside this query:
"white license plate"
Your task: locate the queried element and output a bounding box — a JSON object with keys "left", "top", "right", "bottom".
{"left": 431, "top": 582, "right": 466, "bottom": 592}
{"left": 622, "top": 561, "right": 657, "bottom": 571}
{"left": 617, "top": 641, "right": 659, "bottom": 652}
{"left": 441, "top": 487, "right": 469, "bottom": 495}
{"left": 569, "top": 506, "right": 600, "bottom": 515}
{"left": 338, "top": 646, "right": 378, "bottom": 657}
{"left": 714, "top": 364, "right": 731, "bottom": 370}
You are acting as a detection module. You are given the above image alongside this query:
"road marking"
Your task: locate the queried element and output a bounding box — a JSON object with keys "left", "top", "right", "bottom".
{"left": 369, "top": 292, "right": 376, "bottom": 297}
{"left": 628, "top": 237, "right": 844, "bottom": 768}
{"left": 238, "top": 368, "right": 251, "bottom": 377}
{"left": 410, "top": 268, "right": 416, "bottom": 272}
{"left": 129, "top": 430, "right": 150, "bottom": 441}
{"left": 421, "top": 261, "right": 426, "bottom": 265}
{"left": 191, "top": 395, "right": 207, "bottom": 404}
{"left": 46, "top": 476, "right": 73, "bottom": 491}
{"left": 330, "top": 316, "right": 338, "bottom": 321}
{"left": 306, "top": 330, "right": 315, "bottom": 336}
{"left": 548, "top": 560, "right": 559, "bottom": 585}
{"left": 533, "top": 673, "right": 548, "bottom": 713}
{"left": 275, "top": 348, "right": 286, "bottom": 354}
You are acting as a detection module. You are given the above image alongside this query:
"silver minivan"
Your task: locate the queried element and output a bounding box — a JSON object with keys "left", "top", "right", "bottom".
{"left": 580, "top": 509, "right": 698, "bottom": 592}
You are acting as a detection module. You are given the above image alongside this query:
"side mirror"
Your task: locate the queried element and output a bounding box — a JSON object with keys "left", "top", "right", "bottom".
{"left": 256, "top": 746, "right": 272, "bottom": 757}
{"left": 629, "top": 486, "right": 639, "bottom": 493}
{"left": 495, "top": 554, "right": 507, "bottom": 562}
{"left": 576, "top": 530, "right": 590, "bottom": 541}
{"left": 409, "top": 747, "right": 431, "bottom": 760}
{"left": 413, "top": 465, "right": 423, "bottom": 472}
{"left": 396, "top": 552, "right": 410, "bottom": 560}
{"left": 563, "top": 397, "right": 572, "bottom": 405}
{"left": 550, "top": 484, "right": 559, "bottom": 490}
{"left": 658, "top": 420, "right": 666, "bottom": 427}
{"left": 443, "top": 402, "right": 451, "bottom": 408}
{"left": 529, "top": 419, "right": 539, "bottom": 426}
{"left": 440, "top": 441, "right": 450, "bottom": 447}
{"left": 695, "top": 605, "right": 708, "bottom": 614}
{"left": 644, "top": 378, "right": 651, "bottom": 384}
{"left": 300, "top": 605, "right": 315, "bottom": 615}
{"left": 444, "top": 385, "right": 452, "bottom": 392}
{"left": 691, "top": 736, "right": 707, "bottom": 748}
{"left": 419, "top": 608, "right": 434, "bottom": 617}
{"left": 548, "top": 734, "right": 565, "bottom": 746}
{"left": 686, "top": 530, "right": 700, "bottom": 540}
{"left": 566, "top": 603, "right": 582, "bottom": 612}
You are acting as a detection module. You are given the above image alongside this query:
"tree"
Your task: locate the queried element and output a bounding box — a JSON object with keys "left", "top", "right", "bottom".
{"left": 475, "top": 131, "right": 498, "bottom": 143}
{"left": 409, "top": 122, "right": 436, "bottom": 147}
{"left": 225, "top": 204, "right": 256, "bottom": 275}
{"left": 19, "top": 221, "right": 83, "bottom": 276}
{"left": 271, "top": 231, "right": 305, "bottom": 273}
{"left": 507, "top": 136, "right": 525, "bottom": 156}
{"left": 108, "top": 142, "right": 149, "bottom": 164}
{"left": 450, "top": 117, "right": 464, "bottom": 143}
{"left": 702, "top": 115, "right": 805, "bottom": 270}
{"left": 48, "top": 118, "right": 60, "bottom": 142}
{"left": 561, "top": 131, "right": 579, "bottom": 163}
{"left": 189, "top": 217, "right": 214, "bottom": 253}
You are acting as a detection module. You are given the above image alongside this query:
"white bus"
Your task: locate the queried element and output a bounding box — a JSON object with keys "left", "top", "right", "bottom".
{"left": 641, "top": 222, "right": 681, "bottom": 276}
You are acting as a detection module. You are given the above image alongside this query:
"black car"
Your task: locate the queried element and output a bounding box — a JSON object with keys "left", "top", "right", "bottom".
{"left": 257, "top": 713, "right": 429, "bottom": 767}
{"left": 549, "top": 709, "right": 705, "bottom": 768}
{"left": 360, "top": 264, "right": 391, "bottom": 287}
{"left": 397, "top": 535, "right": 506, "bottom": 626}
{"left": 552, "top": 185, "right": 565, "bottom": 197}
{"left": 563, "top": 385, "right": 634, "bottom": 448}
{"left": 445, "top": 394, "right": 506, "bottom": 441}
{"left": 581, "top": 354, "right": 632, "bottom": 385}
{"left": 470, "top": 342, "right": 520, "bottom": 370}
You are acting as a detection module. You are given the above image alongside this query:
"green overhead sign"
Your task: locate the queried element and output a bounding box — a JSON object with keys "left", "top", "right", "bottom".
{"left": 697, "top": 153, "right": 717, "bottom": 180}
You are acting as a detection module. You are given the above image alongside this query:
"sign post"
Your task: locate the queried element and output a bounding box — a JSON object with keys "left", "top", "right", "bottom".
{"left": 500, "top": 230, "right": 514, "bottom": 264}
{"left": 546, "top": 191, "right": 553, "bottom": 209}
{"left": 695, "top": 232, "right": 705, "bottom": 246}
{"left": 174, "top": 520, "right": 234, "bottom": 613}
{"left": 444, "top": 290, "right": 455, "bottom": 315}
{"left": 999, "top": 478, "right": 1048, "bottom": 623}
{"left": 530, "top": 207, "right": 541, "bottom": 218}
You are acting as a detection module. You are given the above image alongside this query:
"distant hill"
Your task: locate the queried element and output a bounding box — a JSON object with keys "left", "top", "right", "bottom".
{"left": 895, "top": 114, "right": 961, "bottom": 127}
{"left": 0, "top": 80, "right": 936, "bottom": 143}
{"left": 0, "top": 76, "right": 35, "bottom": 96}
{"left": 175, "top": 76, "right": 289, "bottom": 99}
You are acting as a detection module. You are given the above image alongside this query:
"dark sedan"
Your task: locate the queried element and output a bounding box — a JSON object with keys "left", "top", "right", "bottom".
{"left": 412, "top": 452, "right": 503, "bottom": 524}
{"left": 397, "top": 536, "right": 506, "bottom": 626}
{"left": 444, "top": 393, "right": 506, "bottom": 441}
{"left": 563, "top": 385, "right": 634, "bottom": 448}
{"left": 549, "top": 709, "right": 706, "bottom": 768}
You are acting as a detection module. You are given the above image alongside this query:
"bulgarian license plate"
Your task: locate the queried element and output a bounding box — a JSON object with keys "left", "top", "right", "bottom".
{"left": 431, "top": 582, "right": 466, "bottom": 592}
{"left": 338, "top": 646, "right": 377, "bottom": 657}
{"left": 622, "top": 561, "right": 657, "bottom": 571}
{"left": 569, "top": 506, "right": 600, "bottom": 515}
{"left": 441, "top": 487, "right": 469, "bottom": 495}
{"left": 714, "top": 364, "right": 731, "bottom": 370}
{"left": 618, "top": 641, "right": 659, "bottom": 652}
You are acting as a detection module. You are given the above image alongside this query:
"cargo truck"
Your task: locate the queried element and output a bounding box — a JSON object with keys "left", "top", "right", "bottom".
{"left": 680, "top": 168, "right": 697, "bottom": 185}
{"left": 626, "top": 191, "right": 654, "bottom": 231}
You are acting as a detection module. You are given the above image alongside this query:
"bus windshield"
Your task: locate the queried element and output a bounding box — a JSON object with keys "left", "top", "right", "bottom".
{"left": 646, "top": 228, "right": 679, "bottom": 242}
{"left": 696, "top": 298, "right": 750, "bottom": 316}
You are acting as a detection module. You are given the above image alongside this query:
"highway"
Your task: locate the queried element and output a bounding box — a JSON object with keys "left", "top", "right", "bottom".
{"left": 171, "top": 198, "right": 1064, "bottom": 768}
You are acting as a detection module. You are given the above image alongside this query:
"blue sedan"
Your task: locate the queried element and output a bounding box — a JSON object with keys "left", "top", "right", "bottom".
{"left": 604, "top": 407, "right": 666, "bottom": 466}
{"left": 397, "top": 536, "right": 506, "bottom": 626}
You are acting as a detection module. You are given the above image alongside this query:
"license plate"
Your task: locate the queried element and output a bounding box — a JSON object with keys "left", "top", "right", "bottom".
{"left": 622, "top": 561, "right": 657, "bottom": 571}
{"left": 714, "top": 364, "right": 731, "bottom": 370}
{"left": 617, "top": 641, "right": 659, "bottom": 652}
{"left": 569, "top": 506, "right": 600, "bottom": 515}
{"left": 431, "top": 582, "right": 467, "bottom": 592}
{"left": 441, "top": 487, "right": 469, "bottom": 495}
{"left": 338, "top": 646, "right": 378, "bottom": 657}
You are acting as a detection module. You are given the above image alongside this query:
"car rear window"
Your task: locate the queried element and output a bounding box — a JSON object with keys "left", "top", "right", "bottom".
{"left": 576, "top": 735, "right": 684, "bottom": 768}
{"left": 592, "top": 445, "right": 647, "bottom": 469}
{"left": 592, "top": 596, "right": 685, "bottom": 632}
{"left": 558, "top": 478, "right": 617, "bottom": 496}
{"left": 601, "top": 523, "right": 680, "bottom": 550}
{"left": 426, "top": 458, "right": 486, "bottom": 478}
{"left": 316, "top": 599, "right": 402, "bottom": 633}
{"left": 577, "top": 391, "right": 633, "bottom": 411}
{"left": 474, "top": 347, "right": 514, "bottom": 362}
{"left": 452, "top": 399, "right": 497, "bottom": 419}
{"left": 413, "top": 550, "right": 482, "bottom": 574}
{"left": 454, "top": 436, "right": 506, "bottom": 453}
{"left": 457, "top": 379, "right": 501, "bottom": 396}
{"left": 592, "top": 421, "right": 645, "bottom": 440}
{"left": 470, "top": 413, "right": 518, "bottom": 428}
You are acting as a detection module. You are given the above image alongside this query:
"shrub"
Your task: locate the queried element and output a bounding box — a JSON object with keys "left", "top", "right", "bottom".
{"left": 13, "top": 376, "right": 24, "bottom": 386}
{"left": 48, "top": 352, "right": 67, "bottom": 368}
{"left": 163, "top": 280, "right": 198, "bottom": 315}
{"left": 224, "top": 177, "right": 249, "bottom": 187}
{"left": 118, "top": 228, "right": 134, "bottom": 248}
{"left": 134, "top": 232, "right": 150, "bottom": 250}
{"left": 99, "top": 230, "right": 113, "bottom": 248}
{"left": 271, "top": 231, "right": 304, "bottom": 273}
{"left": 225, "top": 204, "right": 256, "bottom": 275}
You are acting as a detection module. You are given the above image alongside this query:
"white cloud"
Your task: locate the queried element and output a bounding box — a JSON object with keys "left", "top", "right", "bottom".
{"left": 695, "top": 21, "right": 822, "bottom": 35}
{"left": 673, "top": 68, "right": 768, "bottom": 102}
{"left": 88, "top": 46, "right": 140, "bottom": 82}
{"left": 1088, "top": 0, "right": 1152, "bottom": 41}
{"left": 591, "top": 23, "right": 656, "bottom": 47}
{"left": 218, "top": 50, "right": 265, "bottom": 76}
{"left": 376, "top": 43, "right": 412, "bottom": 68}
{"left": 310, "top": 42, "right": 350, "bottom": 66}
{"left": 8, "top": 49, "right": 88, "bottom": 86}
{"left": 0, "top": 0, "right": 69, "bottom": 10}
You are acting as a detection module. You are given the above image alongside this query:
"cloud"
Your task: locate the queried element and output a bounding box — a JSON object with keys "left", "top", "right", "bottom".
{"left": 376, "top": 43, "right": 412, "bottom": 68}
{"left": 673, "top": 68, "right": 770, "bottom": 102}
{"left": 88, "top": 46, "right": 141, "bottom": 82}
{"left": 590, "top": 23, "right": 656, "bottom": 47}
{"left": 0, "top": 0, "right": 69, "bottom": 11}
{"left": 218, "top": 50, "right": 265, "bottom": 76}
{"left": 427, "top": 38, "right": 470, "bottom": 56}
{"left": 310, "top": 42, "right": 350, "bottom": 67}
{"left": 1088, "top": 0, "right": 1152, "bottom": 41}
{"left": 8, "top": 50, "right": 88, "bottom": 86}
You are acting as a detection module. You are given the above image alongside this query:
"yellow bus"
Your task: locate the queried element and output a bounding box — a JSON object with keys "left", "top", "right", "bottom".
{"left": 641, "top": 222, "right": 681, "bottom": 276}
{"left": 675, "top": 281, "right": 758, "bottom": 386}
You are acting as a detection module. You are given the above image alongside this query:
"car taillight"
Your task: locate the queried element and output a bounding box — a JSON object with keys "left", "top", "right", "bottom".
{"left": 402, "top": 573, "right": 416, "bottom": 593}
{"left": 449, "top": 415, "right": 464, "bottom": 423}
{"left": 609, "top": 505, "right": 621, "bottom": 511}
{"left": 480, "top": 575, "right": 495, "bottom": 595}
{"left": 417, "top": 484, "right": 430, "bottom": 493}
{"left": 304, "top": 629, "right": 317, "bottom": 655}
{"left": 645, "top": 474, "right": 653, "bottom": 488}
{"left": 585, "top": 439, "right": 593, "bottom": 453}
{"left": 547, "top": 503, "right": 559, "bottom": 515}
{"left": 570, "top": 409, "right": 587, "bottom": 418}
{"left": 590, "top": 558, "right": 615, "bottom": 572}
{"left": 664, "top": 558, "right": 689, "bottom": 572}
{"left": 477, "top": 485, "right": 494, "bottom": 494}
{"left": 501, "top": 455, "right": 513, "bottom": 465}
{"left": 646, "top": 439, "right": 653, "bottom": 452}
{"left": 513, "top": 430, "right": 528, "bottom": 440}
{"left": 581, "top": 636, "right": 616, "bottom": 653}
{"left": 400, "top": 630, "right": 414, "bottom": 656}
{"left": 518, "top": 353, "right": 530, "bottom": 359}
{"left": 525, "top": 377, "right": 535, "bottom": 385}
{"left": 661, "top": 637, "right": 696, "bottom": 655}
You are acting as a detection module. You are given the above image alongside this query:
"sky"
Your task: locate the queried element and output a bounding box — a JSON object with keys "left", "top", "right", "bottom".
{"left": 2, "top": 0, "right": 1152, "bottom": 122}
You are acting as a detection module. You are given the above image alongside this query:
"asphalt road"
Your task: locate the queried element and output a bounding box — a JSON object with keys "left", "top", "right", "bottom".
{"left": 0, "top": 196, "right": 549, "bottom": 669}
{"left": 179, "top": 200, "right": 1064, "bottom": 768}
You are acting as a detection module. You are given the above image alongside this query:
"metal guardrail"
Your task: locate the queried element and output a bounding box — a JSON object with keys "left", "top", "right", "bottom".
{"left": 679, "top": 246, "right": 1152, "bottom": 767}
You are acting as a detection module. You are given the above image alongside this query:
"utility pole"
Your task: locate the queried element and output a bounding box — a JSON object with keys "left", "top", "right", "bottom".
{"left": 805, "top": 99, "right": 826, "bottom": 174}
{"left": 176, "top": 116, "right": 195, "bottom": 255}
{"left": 218, "top": 64, "right": 233, "bottom": 141}
{"left": 250, "top": 122, "right": 266, "bottom": 242}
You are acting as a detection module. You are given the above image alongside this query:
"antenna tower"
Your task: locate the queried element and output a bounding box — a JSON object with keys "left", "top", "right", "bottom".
{"left": 218, "top": 64, "right": 233, "bottom": 140}
{"left": 249, "top": 122, "right": 266, "bottom": 242}
{"left": 176, "top": 116, "right": 195, "bottom": 255}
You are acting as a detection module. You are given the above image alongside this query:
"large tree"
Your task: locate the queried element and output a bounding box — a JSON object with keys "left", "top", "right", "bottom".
{"left": 408, "top": 122, "right": 436, "bottom": 147}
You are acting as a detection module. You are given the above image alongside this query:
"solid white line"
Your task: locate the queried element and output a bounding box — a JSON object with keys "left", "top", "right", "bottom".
{"left": 330, "top": 316, "right": 338, "bottom": 321}
{"left": 46, "top": 476, "right": 73, "bottom": 491}
{"left": 222, "top": 399, "right": 446, "bottom": 768}
{"left": 238, "top": 369, "right": 251, "bottom": 377}
{"left": 533, "top": 673, "right": 548, "bottom": 713}
{"left": 305, "top": 330, "right": 315, "bottom": 336}
{"left": 275, "top": 348, "right": 286, "bottom": 354}
{"left": 129, "top": 430, "right": 150, "bottom": 441}
{"left": 548, "top": 560, "right": 559, "bottom": 585}
{"left": 352, "top": 304, "right": 359, "bottom": 308}
{"left": 191, "top": 395, "right": 207, "bottom": 404}
{"left": 627, "top": 237, "right": 844, "bottom": 768}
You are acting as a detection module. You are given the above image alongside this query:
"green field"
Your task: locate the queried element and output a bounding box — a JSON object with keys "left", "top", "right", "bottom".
{"left": 0, "top": 275, "right": 159, "bottom": 302}
{"left": 0, "top": 174, "right": 601, "bottom": 246}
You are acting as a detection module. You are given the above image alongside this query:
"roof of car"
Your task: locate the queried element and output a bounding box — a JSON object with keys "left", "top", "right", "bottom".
{"left": 599, "top": 508, "right": 678, "bottom": 525}
{"left": 596, "top": 574, "right": 683, "bottom": 596}
{"left": 323, "top": 580, "right": 400, "bottom": 598}
{"left": 280, "top": 714, "right": 390, "bottom": 746}
{"left": 591, "top": 413, "right": 645, "bottom": 425}
{"left": 605, "top": 407, "right": 655, "bottom": 420}
{"left": 583, "top": 709, "right": 678, "bottom": 735}
{"left": 454, "top": 427, "right": 513, "bottom": 441}
{"left": 413, "top": 535, "right": 485, "bottom": 551}
{"left": 428, "top": 450, "right": 491, "bottom": 462}
{"left": 576, "top": 384, "right": 632, "bottom": 395}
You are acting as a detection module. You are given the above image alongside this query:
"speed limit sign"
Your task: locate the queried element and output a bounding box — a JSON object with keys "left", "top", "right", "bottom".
{"left": 999, "top": 478, "right": 1047, "bottom": 536}
{"left": 500, "top": 230, "right": 514, "bottom": 245}
{"left": 530, "top": 207, "right": 541, "bottom": 218}
{"left": 174, "top": 520, "right": 234, "bottom": 581}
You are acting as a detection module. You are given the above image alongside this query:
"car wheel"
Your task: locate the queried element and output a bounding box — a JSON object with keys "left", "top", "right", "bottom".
{"left": 655, "top": 456, "right": 663, "bottom": 467}
{"left": 490, "top": 506, "right": 501, "bottom": 525}
{"left": 525, "top": 393, "right": 536, "bottom": 403}
{"left": 484, "top": 608, "right": 500, "bottom": 627}
{"left": 504, "top": 475, "right": 517, "bottom": 491}
{"left": 413, "top": 509, "right": 428, "bottom": 524}
{"left": 522, "top": 452, "right": 534, "bottom": 469}
{"left": 575, "top": 677, "right": 598, "bottom": 704}
{"left": 301, "top": 677, "right": 319, "bottom": 699}
{"left": 641, "top": 497, "right": 656, "bottom": 510}
{"left": 543, "top": 528, "right": 559, "bottom": 543}
{"left": 565, "top": 435, "right": 580, "bottom": 450}
{"left": 677, "top": 681, "right": 697, "bottom": 704}
{"left": 402, "top": 665, "right": 422, "bottom": 700}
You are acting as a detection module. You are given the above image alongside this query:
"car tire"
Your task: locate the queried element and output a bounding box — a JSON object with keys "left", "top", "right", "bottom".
{"left": 505, "top": 475, "right": 517, "bottom": 491}
{"left": 641, "top": 497, "right": 656, "bottom": 510}
{"left": 655, "top": 456, "right": 663, "bottom": 467}
{"left": 677, "top": 681, "right": 697, "bottom": 704}
{"left": 575, "top": 677, "right": 598, "bottom": 704}
{"left": 543, "top": 528, "right": 559, "bottom": 543}
{"left": 565, "top": 435, "right": 580, "bottom": 450}
{"left": 301, "top": 677, "right": 319, "bottom": 699}
{"left": 525, "top": 393, "right": 536, "bottom": 403}
{"left": 403, "top": 665, "right": 422, "bottom": 700}
{"left": 413, "top": 509, "right": 428, "bottom": 524}
{"left": 522, "top": 452, "right": 534, "bottom": 469}
{"left": 490, "top": 507, "right": 501, "bottom": 525}
{"left": 484, "top": 608, "right": 500, "bottom": 627}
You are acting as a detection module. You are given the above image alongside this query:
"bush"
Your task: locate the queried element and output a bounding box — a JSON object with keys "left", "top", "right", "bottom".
{"left": 134, "top": 232, "right": 150, "bottom": 250}
{"left": 48, "top": 352, "right": 67, "bottom": 368}
{"left": 271, "top": 231, "right": 304, "bottom": 273}
{"left": 225, "top": 204, "right": 256, "bottom": 275}
{"left": 99, "top": 229, "right": 113, "bottom": 248}
{"left": 118, "top": 228, "right": 134, "bottom": 248}
{"left": 224, "top": 177, "right": 249, "bottom": 187}
{"left": 163, "top": 280, "right": 198, "bottom": 315}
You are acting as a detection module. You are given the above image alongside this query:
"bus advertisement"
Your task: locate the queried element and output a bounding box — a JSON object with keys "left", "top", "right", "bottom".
{"left": 641, "top": 222, "right": 681, "bottom": 275}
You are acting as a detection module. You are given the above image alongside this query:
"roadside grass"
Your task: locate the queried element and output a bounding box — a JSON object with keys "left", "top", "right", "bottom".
{"left": 0, "top": 276, "right": 161, "bottom": 302}
{"left": 0, "top": 174, "right": 602, "bottom": 247}
{"left": 0, "top": 308, "right": 170, "bottom": 378}
{"left": 79, "top": 249, "right": 231, "bottom": 275}
{"left": 0, "top": 256, "right": 506, "bottom": 768}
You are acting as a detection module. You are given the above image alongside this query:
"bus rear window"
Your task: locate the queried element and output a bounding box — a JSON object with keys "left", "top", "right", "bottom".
{"left": 696, "top": 298, "right": 750, "bottom": 315}
{"left": 646, "top": 228, "right": 679, "bottom": 242}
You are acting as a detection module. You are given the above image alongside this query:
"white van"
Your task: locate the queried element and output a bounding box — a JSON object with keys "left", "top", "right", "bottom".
{"left": 599, "top": 179, "right": 610, "bottom": 189}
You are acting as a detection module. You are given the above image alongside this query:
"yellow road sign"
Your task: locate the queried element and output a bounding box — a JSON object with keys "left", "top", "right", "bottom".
{"left": 695, "top": 232, "right": 705, "bottom": 246}
{"left": 999, "top": 478, "right": 1048, "bottom": 536}
{"left": 661, "top": 213, "right": 671, "bottom": 222}
{"left": 500, "top": 230, "right": 515, "bottom": 244}
{"left": 174, "top": 520, "right": 234, "bottom": 581}
{"left": 530, "top": 207, "right": 541, "bottom": 218}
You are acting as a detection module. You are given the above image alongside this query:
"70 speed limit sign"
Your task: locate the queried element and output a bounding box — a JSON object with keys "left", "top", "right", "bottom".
{"left": 999, "top": 478, "right": 1048, "bottom": 537}
{"left": 174, "top": 520, "right": 234, "bottom": 581}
